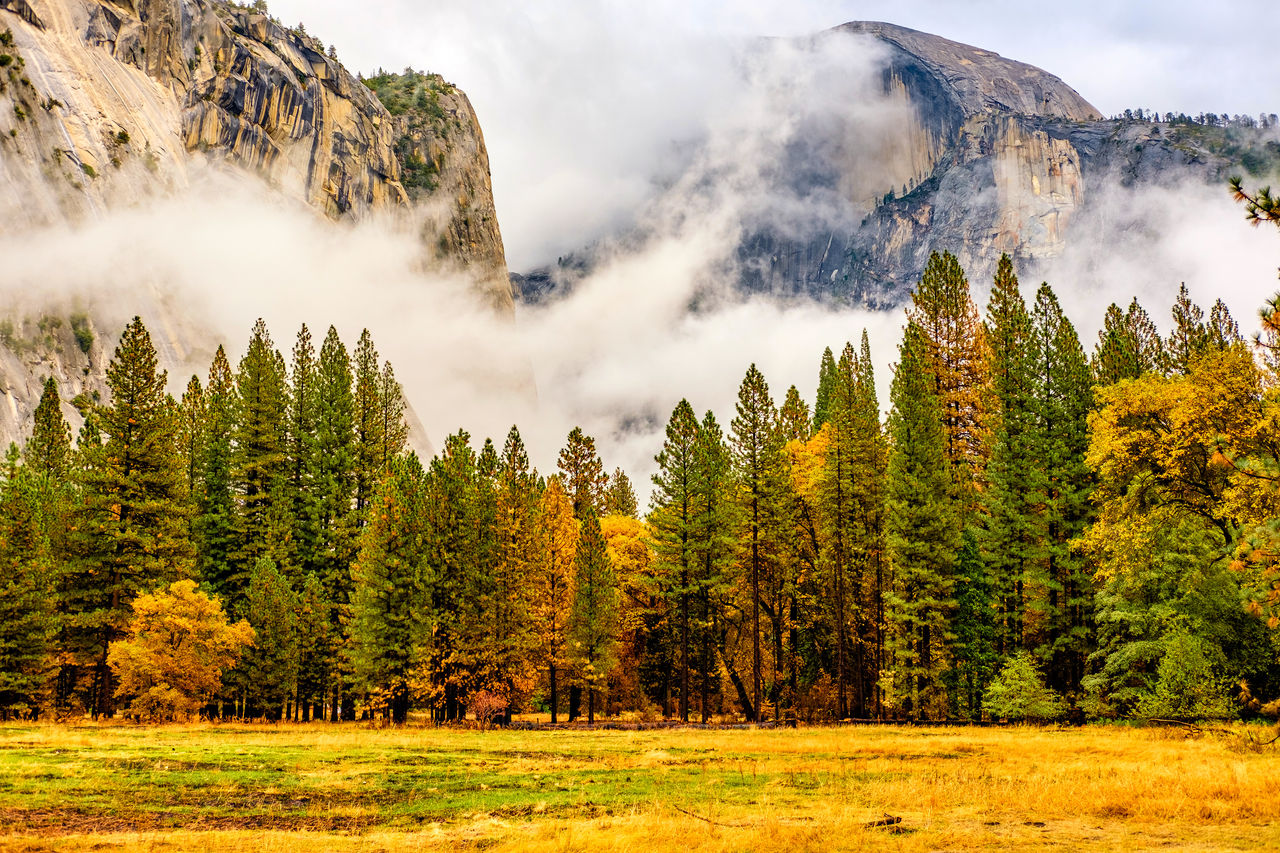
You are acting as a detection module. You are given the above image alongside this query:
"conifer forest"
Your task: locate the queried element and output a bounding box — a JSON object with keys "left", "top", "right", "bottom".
{"left": 2, "top": 251, "right": 1278, "bottom": 728}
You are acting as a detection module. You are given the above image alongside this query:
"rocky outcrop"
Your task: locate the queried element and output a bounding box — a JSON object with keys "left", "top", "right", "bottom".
{"left": 0, "top": 0, "right": 509, "bottom": 449}
{"left": 0, "top": 0, "right": 511, "bottom": 311}
{"left": 743, "top": 23, "right": 1277, "bottom": 303}
{"left": 516, "top": 21, "right": 1278, "bottom": 306}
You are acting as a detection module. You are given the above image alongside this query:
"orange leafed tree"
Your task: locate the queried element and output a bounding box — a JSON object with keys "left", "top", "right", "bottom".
{"left": 108, "top": 580, "right": 254, "bottom": 721}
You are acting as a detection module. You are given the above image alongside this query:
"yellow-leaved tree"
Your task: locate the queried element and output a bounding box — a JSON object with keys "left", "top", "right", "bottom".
{"left": 108, "top": 580, "right": 254, "bottom": 721}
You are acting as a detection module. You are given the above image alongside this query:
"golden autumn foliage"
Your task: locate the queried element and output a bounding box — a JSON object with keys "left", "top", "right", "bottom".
{"left": 1082, "top": 344, "right": 1280, "bottom": 627}
{"left": 107, "top": 580, "right": 254, "bottom": 722}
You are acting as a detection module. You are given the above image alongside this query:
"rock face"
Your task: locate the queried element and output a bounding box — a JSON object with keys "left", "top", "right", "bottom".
{"left": 516, "top": 21, "right": 1279, "bottom": 306}
{"left": 0, "top": 0, "right": 511, "bottom": 449}
{"left": 744, "top": 22, "right": 1279, "bottom": 303}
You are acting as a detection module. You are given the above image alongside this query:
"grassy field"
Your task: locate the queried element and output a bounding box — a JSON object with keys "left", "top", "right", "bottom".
{"left": 0, "top": 722, "right": 1276, "bottom": 851}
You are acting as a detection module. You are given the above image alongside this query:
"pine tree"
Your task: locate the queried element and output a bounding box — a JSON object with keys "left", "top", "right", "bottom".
{"left": 377, "top": 361, "right": 408, "bottom": 472}
{"left": 313, "top": 327, "right": 357, "bottom": 717}
{"left": 558, "top": 427, "right": 608, "bottom": 520}
{"left": 176, "top": 376, "right": 205, "bottom": 505}
{"left": 568, "top": 510, "right": 618, "bottom": 723}
{"left": 194, "top": 347, "right": 237, "bottom": 611}
{"left": 1167, "top": 283, "right": 1209, "bottom": 374}
{"left": 691, "top": 410, "right": 735, "bottom": 722}
{"left": 820, "top": 344, "right": 859, "bottom": 718}
{"left": 285, "top": 325, "right": 320, "bottom": 578}
{"left": 489, "top": 427, "right": 540, "bottom": 718}
{"left": 231, "top": 319, "right": 289, "bottom": 606}
{"left": 351, "top": 454, "right": 427, "bottom": 723}
{"left": 884, "top": 322, "right": 960, "bottom": 719}
{"left": 0, "top": 462, "right": 56, "bottom": 717}
{"left": 294, "top": 571, "right": 333, "bottom": 720}
{"left": 1206, "top": 299, "right": 1243, "bottom": 351}
{"left": 730, "top": 364, "right": 782, "bottom": 721}
{"left": 907, "top": 251, "right": 992, "bottom": 496}
{"left": 1092, "top": 303, "right": 1139, "bottom": 386}
{"left": 237, "top": 557, "right": 300, "bottom": 719}
{"left": 533, "top": 477, "right": 577, "bottom": 723}
{"left": 649, "top": 400, "right": 699, "bottom": 720}
{"left": 70, "top": 317, "right": 192, "bottom": 716}
{"left": 1124, "top": 298, "right": 1167, "bottom": 376}
{"left": 981, "top": 257, "right": 1040, "bottom": 658}
{"left": 22, "top": 378, "right": 73, "bottom": 712}
{"left": 779, "top": 385, "right": 812, "bottom": 443}
{"left": 813, "top": 347, "right": 837, "bottom": 430}
{"left": 604, "top": 468, "right": 638, "bottom": 517}
{"left": 25, "top": 377, "right": 72, "bottom": 491}
{"left": 849, "top": 331, "right": 889, "bottom": 718}
{"left": 352, "top": 329, "right": 385, "bottom": 521}
{"left": 421, "top": 431, "right": 480, "bottom": 721}
{"left": 1028, "top": 284, "right": 1094, "bottom": 693}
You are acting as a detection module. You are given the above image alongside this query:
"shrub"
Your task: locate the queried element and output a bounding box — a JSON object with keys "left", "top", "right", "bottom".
{"left": 1136, "top": 628, "right": 1235, "bottom": 720}
{"left": 70, "top": 313, "right": 93, "bottom": 354}
{"left": 982, "top": 652, "right": 1067, "bottom": 722}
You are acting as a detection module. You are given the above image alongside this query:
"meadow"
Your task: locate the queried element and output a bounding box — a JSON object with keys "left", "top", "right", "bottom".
{"left": 0, "top": 722, "right": 1276, "bottom": 852}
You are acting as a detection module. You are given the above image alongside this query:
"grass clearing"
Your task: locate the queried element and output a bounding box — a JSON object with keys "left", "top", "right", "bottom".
{"left": 0, "top": 722, "right": 1275, "bottom": 851}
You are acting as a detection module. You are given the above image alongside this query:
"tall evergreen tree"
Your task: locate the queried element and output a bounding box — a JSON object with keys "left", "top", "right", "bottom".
{"left": 691, "top": 410, "right": 736, "bottom": 722}
{"left": 377, "top": 361, "right": 408, "bottom": 473}
{"left": 0, "top": 461, "right": 56, "bottom": 717}
{"left": 194, "top": 347, "right": 237, "bottom": 611}
{"left": 906, "top": 251, "right": 992, "bottom": 496}
{"left": 489, "top": 427, "right": 540, "bottom": 718}
{"left": 730, "top": 364, "right": 782, "bottom": 721}
{"left": 1124, "top": 297, "right": 1168, "bottom": 376}
{"left": 885, "top": 322, "right": 960, "bottom": 719}
{"left": 231, "top": 319, "right": 289, "bottom": 603}
{"left": 558, "top": 427, "right": 608, "bottom": 520}
{"left": 421, "top": 431, "right": 481, "bottom": 721}
{"left": 285, "top": 325, "right": 320, "bottom": 578}
{"left": 1028, "top": 284, "right": 1094, "bottom": 693}
{"left": 70, "top": 317, "right": 192, "bottom": 716}
{"left": 237, "top": 556, "right": 300, "bottom": 719}
{"left": 1207, "top": 299, "right": 1243, "bottom": 350}
{"left": 779, "top": 385, "right": 812, "bottom": 443}
{"left": 176, "top": 376, "right": 205, "bottom": 504}
{"left": 813, "top": 347, "right": 837, "bottom": 430}
{"left": 1092, "top": 303, "right": 1139, "bottom": 386}
{"left": 981, "top": 257, "right": 1040, "bottom": 658}
{"left": 351, "top": 454, "right": 427, "bottom": 723}
{"left": 352, "top": 329, "right": 385, "bottom": 521}
{"left": 26, "top": 378, "right": 72, "bottom": 497}
{"left": 648, "top": 400, "right": 699, "bottom": 721}
{"left": 1167, "top": 283, "right": 1209, "bottom": 374}
{"left": 568, "top": 510, "right": 618, "bottom": 723}
{"left": 604, "top": 468, "right": 638, "bottom": 517}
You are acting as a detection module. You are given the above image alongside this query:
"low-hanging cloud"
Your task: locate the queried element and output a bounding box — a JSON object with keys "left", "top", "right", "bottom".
{"left": 266, "top": 0, "right": 1280, "bottom": 274}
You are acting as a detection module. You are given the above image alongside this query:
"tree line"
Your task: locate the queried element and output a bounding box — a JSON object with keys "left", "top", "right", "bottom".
{"left": 0, "top": 253, "right": 1277, "bottom": 724}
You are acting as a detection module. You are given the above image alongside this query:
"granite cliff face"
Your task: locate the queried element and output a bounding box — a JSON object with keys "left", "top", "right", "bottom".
{"left": 745, "top": 22, "right": 1279, "bottom": 303}
{"left": 516, "top": 21, "right": 1279, "bottom": 306}
{"left": 0, "top": 0, "right": 511, "bottom": 449}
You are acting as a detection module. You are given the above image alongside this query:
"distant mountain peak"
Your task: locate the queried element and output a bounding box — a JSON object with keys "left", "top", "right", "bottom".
{"left": 832, "top": 21, "right": 1102, "bottom": 121}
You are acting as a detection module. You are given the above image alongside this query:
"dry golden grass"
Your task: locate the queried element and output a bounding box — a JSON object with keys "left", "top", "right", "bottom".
{"left": 0, "top": 722, "right": 1276, "bottom": 851}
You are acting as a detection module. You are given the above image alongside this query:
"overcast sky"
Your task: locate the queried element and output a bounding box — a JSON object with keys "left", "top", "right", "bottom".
{"left": 266, "top": 0, "right": 1280, "bottom": 270}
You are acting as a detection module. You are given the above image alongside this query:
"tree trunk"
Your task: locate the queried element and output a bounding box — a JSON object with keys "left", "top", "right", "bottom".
{"left": 550, "top": 663, "right": 558, "bottom": 724}
{"left": 569, "top": 685, "right": 581, "bottom": 721}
